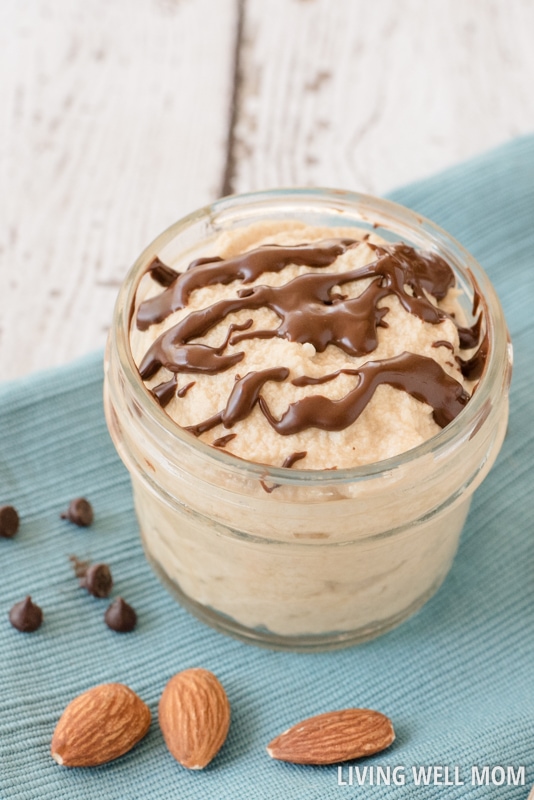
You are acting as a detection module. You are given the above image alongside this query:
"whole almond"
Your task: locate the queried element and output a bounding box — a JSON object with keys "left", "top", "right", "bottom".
{"left": 267, "top": 708, "right": 394, "bottom": 765}
{"left": 51, "top": 683, "right": 151, "bottom": 767}
{"left": 158, "top": 668, "right": 231, "bottom": 769}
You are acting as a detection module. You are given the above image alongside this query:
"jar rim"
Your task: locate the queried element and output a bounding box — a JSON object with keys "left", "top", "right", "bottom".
{"left": 110, "top": 188, "right": 511, "bottom": 486}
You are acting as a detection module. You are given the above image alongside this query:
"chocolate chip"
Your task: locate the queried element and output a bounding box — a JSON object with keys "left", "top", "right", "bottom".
{"left": 80, "top": 563, "right": 113, "bottom": 598}
{"left": 104, "top": 597, "right": 137, "bottom": 633}
{"left": 61, "top": 498, "right": 94, "bottom": 527}
{"left": 0, "top": 505, "right": 20, "bottom": 538}
{"left": 9, "top": 596, "right": 43, "bottom": 632}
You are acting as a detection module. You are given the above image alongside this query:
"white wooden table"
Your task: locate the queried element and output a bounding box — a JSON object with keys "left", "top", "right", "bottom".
{"left": 2, "top": 0, "right": 533, "bottom": 381}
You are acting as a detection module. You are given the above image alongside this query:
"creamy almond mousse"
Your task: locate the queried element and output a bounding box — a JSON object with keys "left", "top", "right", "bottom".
{"left": 130, "top": 223, "right": 478, "bottom": 468}
{"left": 104, "top": 191, "right": 511, "bottom": 649}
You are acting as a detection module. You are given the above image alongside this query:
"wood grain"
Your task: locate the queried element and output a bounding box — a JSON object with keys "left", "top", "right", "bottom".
{"left": 231, "top": 0, "right": 534, "bottom": 195}
{"left": 0, "top": 0, "right": 237, "bottom": 379}
{"left": 1, "top": 0, "right": 533, "bottom": 379}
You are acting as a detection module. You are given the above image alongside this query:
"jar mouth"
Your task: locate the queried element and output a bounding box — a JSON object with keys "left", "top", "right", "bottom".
{"left": 111, "top": 188, "right": 512, "bottom": 486}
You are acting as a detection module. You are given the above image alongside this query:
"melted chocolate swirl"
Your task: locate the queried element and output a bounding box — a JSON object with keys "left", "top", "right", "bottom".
{"left": 260, "top": 353, "right": 469, "bottom": 434}
{"left": 135, "top": 237, "right": 485, "bottom": 448}
{"left": 137, "top": 240, "right": 355, "bottom": 330}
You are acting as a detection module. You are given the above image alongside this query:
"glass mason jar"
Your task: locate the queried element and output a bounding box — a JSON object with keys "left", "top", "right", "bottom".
{"left": 103, "top": 189, "right": 512, "bottom": 651}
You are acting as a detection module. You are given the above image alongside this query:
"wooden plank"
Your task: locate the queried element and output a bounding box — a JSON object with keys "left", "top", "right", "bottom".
{"left": 3, "top": 0, "right": 534, "bottom": 381}
{"left": 231, "top": 0, "right": 534, "bottom": 195}
{"left": 0, "top": 0, "right": 237, "bottom": 379}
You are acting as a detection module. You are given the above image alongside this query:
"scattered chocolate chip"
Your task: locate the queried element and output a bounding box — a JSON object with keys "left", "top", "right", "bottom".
{"left": 104, "top": 597, "right": 137, "bottom": 632}
{"left": 80, "top": 563, "right": 113, "bottom": 598}
{"left": 61, "top": 498, "right": 94, "bottom": 527}
{"left": 0, "top": 505, "right": 19, "bottom": 538}
{"left": 9, "top": 596, "right": 43, "bottom": 632}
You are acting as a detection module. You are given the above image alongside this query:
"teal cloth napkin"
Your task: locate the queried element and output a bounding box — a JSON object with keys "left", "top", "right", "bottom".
{"left": 1, "top": 136, "right": 534, "bottom": 800}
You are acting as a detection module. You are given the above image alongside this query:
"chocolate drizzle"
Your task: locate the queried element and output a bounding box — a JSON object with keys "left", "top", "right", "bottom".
{"left": 135, "top": 238, "right": 486, "bottom": 446}
{"left": 139, "top": 319, "right": 252, "bottom": 381}
{"left": 177, "top": 381, "right": 196, "bottom": 398}
{"left": 212, "top": 433, "right": 237, "bottom": 448}
{"left": 148, "top": 256, "right": 179, "bottom": 287}
{"left": 138, "top": 240, "right": 480, "bottom": 383}
{"left": 260, "top": 451, "right": 309, "bottom": 493}
{"left": 185, "top": 367, "right": 289, "bottom": 436}
{"left": 137, "top": 240, "right": 355, "bottom": 330}
{"left": 432, "top": 340, "right": 454, "bottom": 352}
{"left": 292, "top": 369, "right": 360, "bottom": 387}
{"left": 282, "top": 451, "right": 307, "bottom": 468}
{"left": 259, "top": 352, "right": 469, "bottom": 434}
{"left": 458, "top": 329, "right": 489, "bottom": 380}
{"left": 151, "top": 375, "right": 177, "bottom": 407}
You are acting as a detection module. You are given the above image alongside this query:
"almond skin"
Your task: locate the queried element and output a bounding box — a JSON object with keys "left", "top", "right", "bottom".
{"left": 267, "top": 708, "right": 395, "bottom": 765}
{"left": 158, "top": 668, "right": 231, "bottom": 769}
{"left": 51, "top": 683, "right": 151, "bottom": 767}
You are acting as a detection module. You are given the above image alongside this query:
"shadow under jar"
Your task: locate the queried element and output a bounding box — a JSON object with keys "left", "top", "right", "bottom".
{"left": 103, "top": 189, "right": 512, "bottom": 650}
